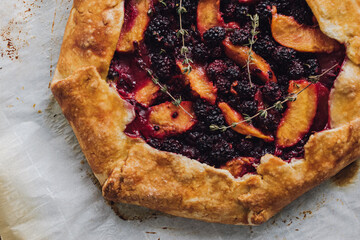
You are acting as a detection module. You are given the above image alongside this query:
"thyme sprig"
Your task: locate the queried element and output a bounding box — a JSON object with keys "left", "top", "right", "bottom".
{"left": 245, "top": 14, "right": 260, "bottom": 87}
{"left": 308, "top": 63, "right": 338, "bottom": 83}
{"left": 209, "top": 64, "right": 338, "bottom": 132}
{"left": 146, "top": 69, "right": 194, "bottom": 118}
{"left": 177, "top": 0, "right": 193, "bottom": 74}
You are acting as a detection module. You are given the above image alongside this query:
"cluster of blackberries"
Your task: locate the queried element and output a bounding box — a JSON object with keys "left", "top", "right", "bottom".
{"left": 138, "top": 0, "right": 323, "bottom": 166}
{"left": 206, "top": 59, "right": 245, "bottom": 97}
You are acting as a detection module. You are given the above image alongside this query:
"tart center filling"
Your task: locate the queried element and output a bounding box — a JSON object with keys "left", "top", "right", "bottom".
{"left": 107, "top": 0, "right": 344, "bottom": 177}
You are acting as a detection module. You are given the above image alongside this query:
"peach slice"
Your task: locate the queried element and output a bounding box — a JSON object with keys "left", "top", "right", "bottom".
{"left": 271, "top": 6, "right": 340, "bottom": 53}
{"left": 223, "top": 38, "right": 277, "bottom": 83}
{"left": 116, "top": 0, "right": 152, "bottom": 52}
{"left": 177, "top": 61, "right": 217, "bottom": 104}
{"left": 197, "top": 0, "right": 224, "bottom": 36}
{"left": 149, "top": 101, "right": 196, "bottom": 136}
{"left": 220, "top": 157, "right": 255, "bottom": 178}
{"left": 276, "top": 80, "right": 318, "bottom": 147}
{"left": 134, "top": 81, "right": 160, "bottom": 106}
{"left": 218, "top": 102, "right": 274, "bottom": 142}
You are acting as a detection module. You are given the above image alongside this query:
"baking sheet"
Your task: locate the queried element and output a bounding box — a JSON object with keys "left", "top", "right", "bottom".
{"left": 0, "top": 0, "right": 360, "bottom": 239}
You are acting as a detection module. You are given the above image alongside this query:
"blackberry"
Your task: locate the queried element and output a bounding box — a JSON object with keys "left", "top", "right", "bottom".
{"left": 255, "top": 1, "right": 272, "bottom": 21}
{"left": 253, "top": 34, "right": 277, "bottom": 59}
{"left": 145, "top": 15, "right": 171, "bottom": 45}
{"left": 234, "top": 138, "right": 255, "bottom": 156}
{"left": 277, "top": 0, "right": 313, "bottom": 25}
{"left": 117, "top": 76, "right": 136, "bottom": 92}
{"left": 261, "top": 143, "right": 275, "bottom": 156}
{"left": 215, "top": 76, "right": 231, "bottom": 95}
{"left": 155, "top": 0, "right": 176, "bottom": 13}
{"left": 229, "top": 29, "right": 250, "bottom": 45}
{"left": 222, "top": 2, "right": 237, "bottom": 21}
{"left": 163, "top": 30, "right": 178, "bottom": 49}
{"left": 147, "top": 138, "right": 162, "bottom": 149}
{"left": 206, "top": 59, "right": 228, "bottom": 80}
{"left": 234, "top": 5, "right": 250, "bottom": 23}
{"left": 151, "top": 54, "right": 175, "bottom": 80}
{"left": 180, "top": 0, "right": 198, "bottom": 27}
{"left": 277, "top": 75, "right": 290, "bottom": 87}
{"left": 280, "top": 135, "right": 309, "bottom": 160}
{"left": 304, "top": 58, "right": 319, "bottom": 76}
{"left": 240, "top": 100, "right": 258, "bottom": 116}
{"left": 203, "top": 27, "right": 226, "bottom": 46}
{"left": 261, "top": 82, "right": 282, "bottom": 103}
{"left": 181, "top": 145, "right": 200, "bottom": 159}
{"left": 288, "top": 60, "right": 305, "bottom": 79}
{"left": 255, "top": 110, "right": 281, "bottom": 132}
{"left": 274, "top": 0, "right": 291, "bottom": 12}
{"left": 207, "top": 108, "right": 226, "bottom": 126}
{"left": 290, "top": 7, "right": 313, "bottom": 25}
{"left": 193, "top": 99, "right": 225, "bottom": 126}
{"left": 208, "top": 139, "right": 235, "bottom": 164}
{"left": 185, "top": 131, "right": 202, "bottom": 145}
{"left": 233, "top": 81, "right": 257, "bottom": 100}
{"left": 192, "top": 43, "right": 209, "bottom": 62}
{"left": 108, "top": 59, "right": 119, "bottom": 79}
{"left": 247, "top": 139, "right": 273, "bottom": 159}
{"left": 223, "top": 128, "right": 237, "bottom": 141}
{"left": 160, "top": 139, "right": 183, "bottom": 154}
{"left": 182, "top": 29, "right": 198, "bottom": 46}
{"left": 182, "top": 0, "right": 198, "bottom": 13}
{"left": 210, "top": 46, "right": 223, "bottom": 59}
{"left": 272, "top": 46, "right": 297, "bottom": 65}
{"left": 196, "top": 134, "right": 214, "bottom": 152}
{"left": 225, "top": 65, "right": 241, "bottom": 81}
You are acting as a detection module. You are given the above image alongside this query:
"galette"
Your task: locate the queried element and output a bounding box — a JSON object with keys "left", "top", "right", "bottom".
{"left": 51, "top": 0, "right": 360, "bottom": 225}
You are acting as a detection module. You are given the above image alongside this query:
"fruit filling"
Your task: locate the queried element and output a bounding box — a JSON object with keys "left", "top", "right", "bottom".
{"left": 107, "top": 0, "right": 345, "bottom": 178}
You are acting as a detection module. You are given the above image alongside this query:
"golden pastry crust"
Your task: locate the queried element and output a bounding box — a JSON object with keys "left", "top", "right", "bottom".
{"left": 51, "top": 0, "right": 360, "bottom": 225}
{"left": 330, "top": 60, "right": 360, "bottom": 128}
{"left": 306, "top": 0, "right": 360, "bottom": 63}
{"left": 54, "top": 0, "right": 125, "bottom": 80}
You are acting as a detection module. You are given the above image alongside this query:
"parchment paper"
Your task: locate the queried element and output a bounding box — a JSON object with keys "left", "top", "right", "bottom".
{"left": 1, "top": 0, "right": 359, "bottom": 239}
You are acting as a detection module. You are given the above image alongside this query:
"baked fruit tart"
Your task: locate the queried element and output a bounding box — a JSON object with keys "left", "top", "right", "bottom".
{"left": 51, "top": 0, "right": 360, "bottom": 225}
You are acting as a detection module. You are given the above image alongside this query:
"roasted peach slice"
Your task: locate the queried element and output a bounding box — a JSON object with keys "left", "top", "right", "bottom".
{"left": 223, "top": 38, "right": 277, "bottom": 83}
{"left": 149, "top": 101, "right": 196, "bottom": 136}
{"left": 197, "top": 0, "right": 224, "bottom": 36}
{"left": 177, "top": 61, "right": 217, "bottom": 104}
{"left": 271, "top": 6, "right": 340, "bottom": 53}
{"left": 220, "top": 157, "right": 256, "bottom": 178}
{"left": 134, "top": 81, "right": 160, "bottom": 106}
{"left": 218, "top": 102, "right": 274, "bottom": 142}
{"left": 116, "top": 0, "right": 152, "bottom": 52}
{"left": 276, "top": 80, "right": 318, "bottom": 147}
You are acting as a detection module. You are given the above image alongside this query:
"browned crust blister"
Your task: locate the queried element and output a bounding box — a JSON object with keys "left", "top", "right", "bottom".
{"left": 51, "top": 0, "right": 360, "bottom": 225}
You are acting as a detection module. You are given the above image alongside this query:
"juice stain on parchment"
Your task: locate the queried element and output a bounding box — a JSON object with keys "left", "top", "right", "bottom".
{"left": 1, "top": 19, "right": 28, "bottom": 60}
{"left": 0, "top": 0, "right": 42, "bottom": 60}
{"left": 332, "top": 160, "right": 360, "bottom": 187}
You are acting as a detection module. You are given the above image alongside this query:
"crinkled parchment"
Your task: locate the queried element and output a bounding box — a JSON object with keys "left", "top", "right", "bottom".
{"left": 0, "top": 0, "right": 359, "bottom": 239}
